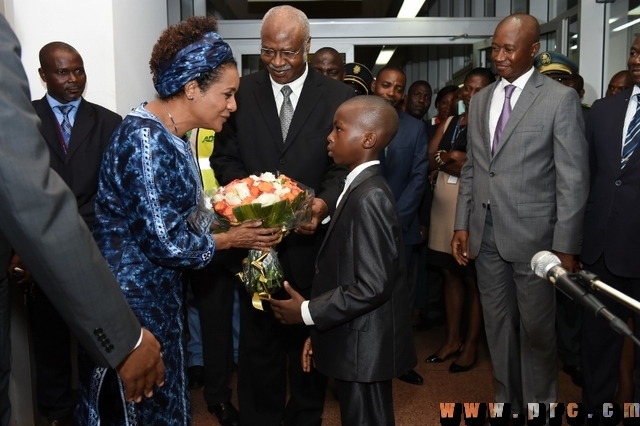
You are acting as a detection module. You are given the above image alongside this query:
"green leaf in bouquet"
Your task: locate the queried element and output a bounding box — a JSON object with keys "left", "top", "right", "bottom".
{"left": 263, "top": 199, "right": 295, "bottom": 229}
{"left": 233, "top": 203, "right": 265, "bottom": 222}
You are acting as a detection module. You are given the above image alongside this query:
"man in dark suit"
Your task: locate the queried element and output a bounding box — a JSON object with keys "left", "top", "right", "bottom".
{"left": 0, "top": 15, "right": 163, "bottom": 426}
{"left": 580, "top": 34, "right": 640, "bottom": 418}
{"left": 12, "top": 42, "right": 121, "bottom": 426}
{"left": 269, "top": 95, "right": 417, "bottom": 425}
{"left": 370, "top": 66, "right": 428, "bottom": 386}
{"left": 211, "top": 5, "right": 353, "bottom": 426}
{"left": 452, "top": 14, "right": 588, "bottom": 415}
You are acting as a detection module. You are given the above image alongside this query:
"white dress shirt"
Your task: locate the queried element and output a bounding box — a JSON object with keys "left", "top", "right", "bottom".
{"left": 270, "top": 63, "right": 308, "bottom": 114}
{"left": 488, "top": 66, "right": 535, "bottom": 147}
{"left": 622, "top": 84, "right": 640, "bottom": 157}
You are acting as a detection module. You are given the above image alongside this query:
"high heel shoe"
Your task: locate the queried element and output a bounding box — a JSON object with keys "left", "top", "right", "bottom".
{"left": 425, "top": 343, "right": 464, "bottom": 363}
{"left": 449, "top": 360, "right": 475, "bottom": 373}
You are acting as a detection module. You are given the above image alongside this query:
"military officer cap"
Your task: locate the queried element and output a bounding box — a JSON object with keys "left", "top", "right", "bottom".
{"left": 534, "top": 51, "right": 579, "bottom": 75}
{"left": 344, "top": 62, "right": 374, "bottom": 95}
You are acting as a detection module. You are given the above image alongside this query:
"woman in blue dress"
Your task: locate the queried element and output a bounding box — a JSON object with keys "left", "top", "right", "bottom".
{"left": 75, "top": 17, "right": 280, "bottom": 426}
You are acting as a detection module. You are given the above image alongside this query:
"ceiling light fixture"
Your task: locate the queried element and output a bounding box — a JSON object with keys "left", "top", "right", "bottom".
{"left": 375, "top": 47, "right": 397, "bottom": 65}
{"left": 397, "top": 0, "right": 427, "bottom": 18}
{"left": 613, "top": 18, "right": 640, "bottom": 32}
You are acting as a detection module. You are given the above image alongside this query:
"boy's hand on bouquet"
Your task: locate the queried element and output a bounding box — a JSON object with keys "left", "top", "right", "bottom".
{"left": 214, "top": 220, "right": 281, "bottom": 250}
{"left": 296, "top": 198, "right": 328, "bottom": 235}
{"left": 301, "top": 337, "right": 315, "bottom": 373}
{"left": 268, "top": 281, "right": 305, "bottom": 324}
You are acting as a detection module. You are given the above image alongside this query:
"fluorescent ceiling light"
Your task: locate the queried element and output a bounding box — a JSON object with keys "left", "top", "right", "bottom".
{"left": 613, "top": 17, "right": 640, "bottom": 32}
{"left": 397, "top": 0, "right": 426, "bottom": 18}
{"left": 375, "top": 47, "right": 396, "bottom": 65}
{"left": 570, "top": 45, "right": 578, "bottom": 50}
{"left": 571, "top": 34, "right": 578, "bottom": 39}
{"left": 609, "top": 17, "right": 619, "bottom": 24}
{"left": 629, "top": 6, "right": 640, "bottom": 15}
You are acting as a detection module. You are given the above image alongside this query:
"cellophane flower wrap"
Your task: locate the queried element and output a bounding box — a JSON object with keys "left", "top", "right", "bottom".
{"left": 211, "top": 172, "right": 314, "bottom": 309}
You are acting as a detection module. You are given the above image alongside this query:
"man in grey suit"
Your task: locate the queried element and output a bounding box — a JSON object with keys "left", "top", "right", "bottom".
{"left": 0, "top": 14, "right": 164, "bottom": 425}
{"left": 451, "top": 14, "right": 589, "bottom": 414}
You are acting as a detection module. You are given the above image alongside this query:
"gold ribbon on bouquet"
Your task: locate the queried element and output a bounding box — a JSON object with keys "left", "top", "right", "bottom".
{"left": 237, "top": 251, "right": 272, "bottom": 310}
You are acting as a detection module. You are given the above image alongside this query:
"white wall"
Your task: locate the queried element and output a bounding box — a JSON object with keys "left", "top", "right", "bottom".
{"left": 4, "top": 0, "right": 167, "bottom": 117}
{"left": 112, "top": 0, "right": 168, "bottom": 114}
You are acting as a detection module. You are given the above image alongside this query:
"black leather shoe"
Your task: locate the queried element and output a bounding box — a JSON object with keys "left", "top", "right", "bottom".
{"left": 562, "top": 364, "right": 584, "bottom": 387}
{"left": 188, "top": 365, "right": 204, "bottom": 389}
{"left": 398, "top": 369, "right": 423, "bottom": 385}
{"left": 208, "top": 401, "right": 240, "bottom": 426}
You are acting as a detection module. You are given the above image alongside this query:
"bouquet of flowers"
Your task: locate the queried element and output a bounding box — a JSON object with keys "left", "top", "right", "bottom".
{"left": 212, "top": 172, "right": 314, "bottom": 309}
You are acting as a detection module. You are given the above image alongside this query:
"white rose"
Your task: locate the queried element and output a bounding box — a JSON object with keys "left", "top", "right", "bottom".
{"left": 255, "top": 192, "right": 280, "bottom": 206}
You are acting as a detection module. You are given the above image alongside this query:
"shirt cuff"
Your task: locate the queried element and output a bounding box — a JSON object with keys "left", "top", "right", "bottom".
{"left": 301, "top": 300, "right": 315, "bottom": 326}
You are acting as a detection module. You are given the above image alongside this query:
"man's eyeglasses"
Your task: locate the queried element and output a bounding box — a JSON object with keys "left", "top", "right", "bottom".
{"left": 259, "top": 39, "right": 308, "bottom": 60}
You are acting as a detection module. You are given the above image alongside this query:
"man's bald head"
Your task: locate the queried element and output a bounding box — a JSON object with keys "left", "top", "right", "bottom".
{"left": 606, "top": 70, "right": 632, "bottom": 97}
{"left": 311, "top": 47, "right": 344, "bottom": 81}
{"left": 492, "top": 13, "right": 541, "bottom": 82}
{"left": 39, "top": 42, "right": 79, "bottom": 68}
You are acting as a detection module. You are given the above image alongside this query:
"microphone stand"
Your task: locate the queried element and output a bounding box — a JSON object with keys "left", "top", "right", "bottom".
{"left": 576, "top": 270, "right": 640, "bottom": 348}
{"left": 576, "top": 270, "right": 640, "bottom": 314}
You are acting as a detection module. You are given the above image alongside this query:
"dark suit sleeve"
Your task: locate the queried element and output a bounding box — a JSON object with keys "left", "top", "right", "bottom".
{"left": 211, "top": 112, "right": 249, "bottom": 185}
{"left": 308, "top": 189, "right": 399, "bottom": 331}
{"left": 0, "top": 15, "right": 140, "bottom": 369}
{"left": 395, "top": 122, "right": 428, "bottom": 231}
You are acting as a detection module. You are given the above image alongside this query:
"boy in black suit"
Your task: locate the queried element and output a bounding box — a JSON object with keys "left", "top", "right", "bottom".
{"left": 269, "top": 95, "right": 417, "bottom": 425}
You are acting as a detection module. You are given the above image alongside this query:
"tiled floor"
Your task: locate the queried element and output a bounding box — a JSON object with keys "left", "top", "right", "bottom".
{"left": 190, "top": 324, "right": 582, "bottom": 425}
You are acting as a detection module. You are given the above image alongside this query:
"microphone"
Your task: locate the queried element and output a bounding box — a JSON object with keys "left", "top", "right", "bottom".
{"left": 531, "top": 251, "right": 637, "bottom": 341}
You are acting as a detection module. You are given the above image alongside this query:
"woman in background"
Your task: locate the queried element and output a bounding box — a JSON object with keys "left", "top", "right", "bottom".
{"left": 425, "top": 68, "right": 495, "bottom": 373}
{"left": 426, "top": 84, "right": 458, "bottom": 140}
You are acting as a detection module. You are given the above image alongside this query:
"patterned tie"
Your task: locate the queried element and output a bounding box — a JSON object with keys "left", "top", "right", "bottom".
{"left": 492, "top": 84, "right": 516, "bottom": 156}
{"left": 279, "top": 85, "right": 294, "bottom": 141}
{"left": 622, "top": 94, "right": 640, "bottom": 169}
{"left": 57, "top": 104, "right": 74, "bottom": 146}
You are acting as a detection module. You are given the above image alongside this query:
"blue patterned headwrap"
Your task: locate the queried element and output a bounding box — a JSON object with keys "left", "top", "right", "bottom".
{"left": 154, "top": 31, "right": 233, "bottom": 97}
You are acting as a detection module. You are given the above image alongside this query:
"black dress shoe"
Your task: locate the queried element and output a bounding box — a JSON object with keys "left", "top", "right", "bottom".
{"left": 398, "top": 369, "right": 423, "bottom": 385}
{"left": 188, "top": 365, "right": 204, "bottom": 389}
{"left": 208, "top": 401, "right": 240, "bottom": 426}
{"left": 562, "top": 364, "right": 584, "bottom": 387}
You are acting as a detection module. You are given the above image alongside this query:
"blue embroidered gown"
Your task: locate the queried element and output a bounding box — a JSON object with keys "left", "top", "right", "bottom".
{"left": 76, "top": 104, "right": 215, "bottom": 426}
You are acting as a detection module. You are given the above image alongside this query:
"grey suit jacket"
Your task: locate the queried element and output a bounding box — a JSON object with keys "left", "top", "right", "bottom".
{"left": 308, "top": 165, "right": 417, "bottom": 383}
{"left": 454, "top": 69, "right": 589, "bottom": 263}
{"left": 0, "top": 15, "right": 140, "bottom": 368}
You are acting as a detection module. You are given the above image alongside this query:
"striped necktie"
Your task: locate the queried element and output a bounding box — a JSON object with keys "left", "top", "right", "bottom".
{"left": 57, "top": 104, "right": 74, "bottom": 146}
{"left": 622, "top": 94, "right": 640, "bottom": 169}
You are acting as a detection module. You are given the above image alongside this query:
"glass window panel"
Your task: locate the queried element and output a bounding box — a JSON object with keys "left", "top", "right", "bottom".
{"left": 604, "top": 1, "right": 640, "bottom": 93}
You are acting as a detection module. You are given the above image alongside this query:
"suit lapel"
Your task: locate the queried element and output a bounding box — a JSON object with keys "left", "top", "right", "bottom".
{"left": 479, "top": 83, "right": 497, "bottom": 160}
{"left": 34, "top": 97, "right": 67, "bottom": 161}
{"left": 66, "top": 99, "right": 94, "bottom": 160}
{"left": 317, "top": 165, "right": 379, "bottom": 258}
{"left": 283, "top": 71, "right": 323, "bottom": 148}
{"left": 253, "top": 71, "right": 285, "bottom": 151}
{"left": 492, "top": 72, "right": 542, "bottom": 159}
